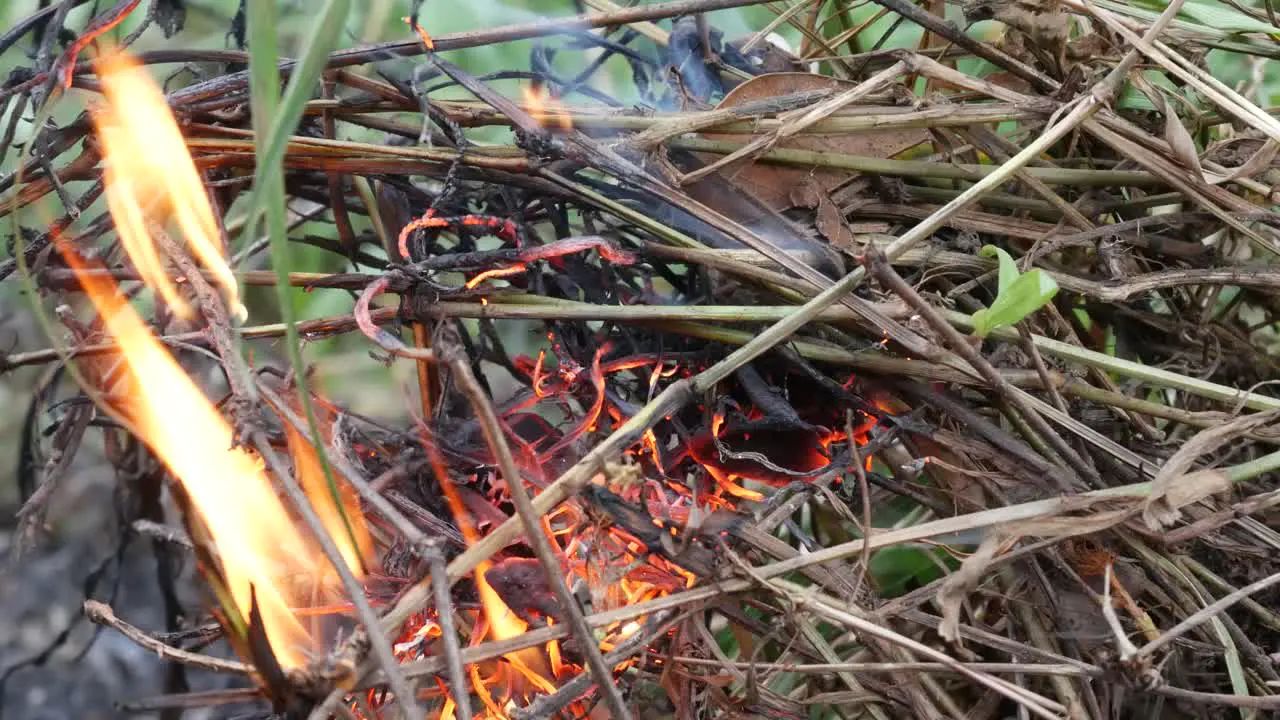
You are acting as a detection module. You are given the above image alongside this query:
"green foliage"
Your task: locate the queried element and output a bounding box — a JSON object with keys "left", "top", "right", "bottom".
{"left": 869, "top": 546, "right": 953, "bottom": 596}
{"left": 970, "top": 245, "right": 1059, "bottom": 337}
{"left": 1135, "top": 0, "right": 1280, "bottom": 33}
{"left": 246, "top": 0, "right": 365, "bottom": 563}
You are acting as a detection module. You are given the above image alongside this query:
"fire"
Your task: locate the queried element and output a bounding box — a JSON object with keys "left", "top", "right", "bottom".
{"left": 70, "top": 260, "right": 317, "bottom": 666}
{"left": 70, "top": 48, "right": 370, "bottom": 668}
{"left": 522, "top": 85, "right": 573, "bottom": 131}
{"left": 91, "top": 50, "right": 245, "bottom": 322}
{"left": 283, "top": 399, "right": 374, "bottom": 577}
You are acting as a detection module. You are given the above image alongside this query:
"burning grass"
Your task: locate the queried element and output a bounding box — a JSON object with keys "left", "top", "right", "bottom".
{"left": 5, "top": 0, "right": 1280, "bottom": 718}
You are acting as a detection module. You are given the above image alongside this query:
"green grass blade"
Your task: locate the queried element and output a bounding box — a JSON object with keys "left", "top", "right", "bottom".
{"left": 246, "top": 0, "right": 363, "bottom": 569}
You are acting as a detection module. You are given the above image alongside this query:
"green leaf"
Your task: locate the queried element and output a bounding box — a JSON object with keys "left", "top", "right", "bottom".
{"left": 243, "top": 0, "right": 352, "bottom": 244}
{"left": 870, "top": 547, "right": 951, "bottom": 597}
{"left": 972, "top": 269, "right": 1059, "bottom": 337}
{"left": 1178, "top": 0, "right": 1280, "bottom": 33}
{"left": 1117, "top": 70, "right": 1182, "bottom": 111}
{"left": 247, "top": 0, "right": 364, "bottom": 568}
{"left": 1114, "top": 0, "right": 1280, "bottom": 35}
{"left": 979, "top": 244, "right": 1018, "bottom": 294}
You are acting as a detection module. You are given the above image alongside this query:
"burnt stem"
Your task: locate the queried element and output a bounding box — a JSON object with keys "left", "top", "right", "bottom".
{"left": 444, "top": 343, "right": 634, "bottom": 720}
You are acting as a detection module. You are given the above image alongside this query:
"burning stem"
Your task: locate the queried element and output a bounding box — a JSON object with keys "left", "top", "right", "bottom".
{"left": 445, "top": 345, "right": 634, "bottom": 720}
{"left": 423, "top": 540, "right": 477, "bottom": 720}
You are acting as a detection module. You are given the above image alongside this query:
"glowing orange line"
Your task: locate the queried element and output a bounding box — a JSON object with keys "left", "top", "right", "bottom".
{"left": 464, "top": 263, "right": 526, "bottom": 289}
{"left": 61, "top": 0, "right": 143, "bottom": 88}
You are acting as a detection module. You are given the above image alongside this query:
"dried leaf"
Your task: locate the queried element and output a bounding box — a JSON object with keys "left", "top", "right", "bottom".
{"left": 155, "top": 0, "right": 187, "bottom": 37}
{"left": 937, "top": 506, "right": 1136, "bottom": 643}
{"left": 1143, "top": 409, "right": 1280, "bottom": 529}
{"left": 1203, "top": 138, "right": 1280, "bottom": 185}
{"left": 1162, "top": 105, "right": 1203, "bottom": 176}
{"left": 697, "top": 73, "right": 929, "bottom": 210}
{"left": 791, "top": 178, "right": 855, "bottom": 250}
{"left": 938, "top": 532, "right": 1005, "bottom": 644}
{"left": 1132, "top": 72, "right": 1201, "bottom": 175}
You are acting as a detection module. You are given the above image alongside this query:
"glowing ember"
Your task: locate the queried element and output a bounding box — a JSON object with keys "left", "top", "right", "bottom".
{"left": 92, "top": 50, "right": 245, "bottom": 322}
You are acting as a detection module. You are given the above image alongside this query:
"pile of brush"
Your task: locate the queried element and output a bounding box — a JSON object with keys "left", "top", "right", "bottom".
{"left": 5, "top": 0, "right": 1280, "bottom": 718}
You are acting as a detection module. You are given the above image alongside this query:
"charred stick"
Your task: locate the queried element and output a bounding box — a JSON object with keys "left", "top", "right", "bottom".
{"left": 84, "top": 600, "right": 251, "bottom": 675}
{"left": 733, "top": 364, "right": 810, "bottom": 430}
{"left": 512, "top": 611, "right": 681, "bottom": 720}
{"left": 0, "top": 1, "right": 91, "bottom": 57}
{"left": 48, "top": 0, "right": 142, "bottom": 92}
{"left": 417, "top": 50, "right": 545, "bottom": 139}
{"left": 248, "top": 428, "right": 422, "bottom": 720}
{"left": 423, "top": 539, "right": 475, "bottom": 720}
{"left": 34, "top": 0, "right": 78, "bottom": 93}
{"left": 355, "top": 277, "right": 436, "bottom": 361}
{"left": 444, "top": 345, "right": 633, "bottom": 720}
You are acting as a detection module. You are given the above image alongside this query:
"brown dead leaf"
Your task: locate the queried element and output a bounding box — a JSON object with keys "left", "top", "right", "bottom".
{"left": 1143, "top": 409, "right": 1280, "bottom": 529}
{"left": 1204, "top": 138, "right": 1280, "bottom": 185}
{"left": 1130, "top": 73, "right": 1202, "bottom": 176}
{"left": 937, "top": 506, "right": 1137, "bottom": 644}
{"left": 938, "top": 532, "right": 1005, "bottom": 644}
{"left": 789, "top": 178, "right": 856, "bottom": 250}
{"left": 695, "top": 73, "right": 929, "bottom": 210}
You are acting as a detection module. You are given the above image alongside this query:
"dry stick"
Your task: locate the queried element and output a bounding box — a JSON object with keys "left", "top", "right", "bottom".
{"left": 424, "top": 540, "right": 475, "bottom": 720}
{"left": 678, "top": 60, "right": 909, "bottom": 184}
{"left": 444, "top": 349, "right": 632, "bottom": 720}
{"left": 772, "top": 579, "right": 1066, "bottom": 720}
{"left": 1136, "top": 570, "right": 1280, "bottom": 660}
{"left": 378, "top": 73, "right": 1120, "bottom": 634}
{"left": 84, "top": 600, "right": 251, "bottom": 675}
{"left": 864, "top": 251, "right": 1096, "bottom": 488}
{"left": 669, "top": 657, "right": 1096, "bottom": 676}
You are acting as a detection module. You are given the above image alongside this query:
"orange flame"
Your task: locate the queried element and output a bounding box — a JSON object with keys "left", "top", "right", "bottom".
{"left": 78, "top": 48, "right": 369, "bottom": 668}
{"left": 69, "top": 258, "right": 317, "bottom": 666}
{"left": 283, "top": 400, "right": 374, "bottom": 577}
{"left": 522, "top": 86, "right": 573, "bottom": 131}
{"left": 91, "top": 50, "right": 245, "bottom": 321}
